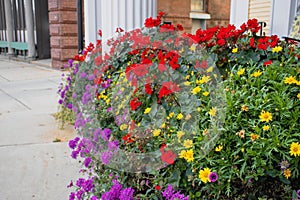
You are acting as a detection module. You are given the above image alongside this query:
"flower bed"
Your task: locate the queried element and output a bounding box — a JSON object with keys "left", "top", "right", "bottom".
{"left": 59, "top": 13, "right": 300, "bottom": 200}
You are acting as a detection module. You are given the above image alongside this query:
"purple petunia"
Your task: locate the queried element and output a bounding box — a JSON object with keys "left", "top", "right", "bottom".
{"left": 162, "top": 185, "right": 189, "bottom": 200}
{"left": 84, "top": 157, "right": 92, "bottom": 168}
{"left": 119, "top": 188, "right": 135, "bottom": 200}
{"left": 101, "top": 151, "right": 112, "bottom": 165}
{"left": 297, "top": 189, "right": 300, "bottom": 198}
{"left": 69, "top": 192, "right": 75, "bottom": 200}
{"left": 208, "top": 172, "right": 218, "bottom": 182}
{"left": 101, "top": 128, "right": 111, "bottom": 141}
{"left": 108, "top": 140, "right": 119, "bottom": 152}
{"left": 93, "top": 128, "right": 101, "bottom": 141}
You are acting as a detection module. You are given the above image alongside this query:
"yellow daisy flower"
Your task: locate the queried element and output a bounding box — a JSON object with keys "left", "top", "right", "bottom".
{"left": 272, "top": 46, "right": 283, "bottom": 53}
{"left": 192, "top": 86, "right": 201, "bottom": 95}
{"left": 203, "top": 91, "right": 210, "bottom": 96}
{"left": 297, "top": 93, "right": 300, "bottom": 100}
{"left": 120, "top": 124, "right": 128, "bottom": 131}
{"left": 183, "top": 149, "right": 194, "bottom": 162}
{"left": 153, "top": 129, "right": 161, "bottom": 137}
{"left": 183, "top": 139, "right": 193, "bottom": 148}
{"left": 251, "top": 70, "right": 262, "bottom": 78}
{"left": 177, "top": 113, "right": 183, "bottom": 120}
{"left": 250, "top": 133, "right": 259, "bottom": 141}
{"left": 232, "top": 47, "right": 238, "bottom": 53}
{"left": 144, "top": 107, "right": 151, "bottom": 114}
{"left": 290, "top": 142, "right": 300, "bottom": 157}
{"left": 237, "top": 68, "right": 245, "bottom": 76}
{"left": 208, "top": 107, "right": 217, "bottom": 117}
{"left": 199, "top": 168, "right": 211, "bottom": 183}
{"left": 284, "top": 168, "right": 291, "bottom": 179}
{"left": 259, "top": 110, "right": 272, "bottom": 122}
{"left": 215, "top": 145, "right": 223, "bottom": 152}
{"left": 284, "top": 76, "right": 296, "bottom": 84}
{"left": 263, "top": 125, "right": 270, "bottom": 131}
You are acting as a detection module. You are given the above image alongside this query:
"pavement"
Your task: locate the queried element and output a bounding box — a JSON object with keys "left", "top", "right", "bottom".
{"left": 0, "top": 57, "right": 80, "bottom": 200}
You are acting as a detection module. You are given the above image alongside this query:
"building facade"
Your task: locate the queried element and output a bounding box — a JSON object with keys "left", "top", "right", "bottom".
{"left": 230, "top": 0, "right": 299, "bottom": 37}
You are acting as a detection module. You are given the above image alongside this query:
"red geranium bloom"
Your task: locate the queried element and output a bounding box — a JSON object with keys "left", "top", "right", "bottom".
{"left": 145, "top": 83, "right": 153, "bottom": 95}
{"left": 130, "top": 97, "right": 142, "bottom": 110}
{"left": 158, "top": 81, "right": 180, "bottom": 99}
{"left": 160, "top": 144, "right": 176, "bottom": 165}
{"left": 132, "top": 64, "right": 149, "bottom": 77}
{"left": 94, "top": 55, "right": 102, "bottom": 66}
{"left": 177, "top": 24, "right": 184, "bottom": 31}
{"left": 155, "top": 185, "right": 161, "bottom": 191}
{"left": 263, "top": 60, "right": 272, "bottom": 66}
{"left": 122, "top": 133, "right": 133, "bottom": 144}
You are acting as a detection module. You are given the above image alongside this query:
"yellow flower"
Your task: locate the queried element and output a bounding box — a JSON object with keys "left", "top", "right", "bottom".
{"left": 237, "top": 68, "right": 245, "bottom": 76}
{"left": 215, "top": 145, "right": 223, "bottom": 152}
{"left": 169, "top": 112, "right": 174, "bottom": 118}
{"left": 179, "top": 150, "right": 187, "bottom": 158}
{"left": 241, "top": 105, "right": 249, "bottom": 112}
{"left": 200, "top": 75, "right": 211, "bottom": 84}
{"left": 153, "top": 129, "right": 161, "bottom": 137}
{"left": 183, "top": 149, "right": 194, "bottom": 162}
{"left": 251, "top": 70, "right": 262, "bottom": 78}
{"left": 263, "top": 125, "right": 270, "bottom": 131}
{"left": 120, "top": 124, "right": 128, "bottom": 131}
{"left": 106, "top": 99, "right": 110, "bottom": 105}
{"left": 185, "top": 75, "right": 190, "bottom": 80}
{"left": 177, "top": 131, "right": 185, "bottom": 142}
{"left": 296, "top": 80, "right": 300, "bottom": 86}
{"left": 202, "top": 129, "right": 208, "bottom": 135}
{"left": 232, "top": 48, "right": 238, "bottom": 53}
{"left": 177, "top": 113, "right": 183, "bottom": 120}
{"left": 284, "top": 168, "right": 291, "bottom": 179}
{"left": 203, "top": 91, "right": 210, "bottom": 96}
{"left": 290, "top": 142, "right": 300, "bottom": 157}
{"left": 192, "top": 86, "right": 201, "bottom": 95}
{"left": 144, "top": 107, "right": 151, "bottom": 114}
{"left": 250, "top": 133, "right": 259, "bottom": 141}
{"left": 297, "top": 93, "right": 300, "bottom": 100}
{"left": 161, "top": 123, "right": 166, "bottom": 128}
{"left": 183, "top": 139, "right": 193, "bottom": 148}
{"left": 241, "top": 148, "right": 245, "bottom": 153}
{"left": 189, "top": 45, "right": 196, "bottom": 51}
{"left": 197, "top": 107, "right": 201, "bottom": 112}
{"left": 259, "top": 110, "right": 272, "bottom": 122}
{"left": 199, "top": 168, "right": 211, "bottom": 183}
{"left": 207, "top": 66, "right": 213, "bottom": 73}
{"left": 272, "top": 46, "right": 283, "bottom": 53}
{"left": 208, "top": 107, "right": 217, "bottom": 117}
{"left": 184, "top": 81, "right": 191, "bottom": 86}
{"left": 284, "top": 76, "right": 296, "bottom": 84}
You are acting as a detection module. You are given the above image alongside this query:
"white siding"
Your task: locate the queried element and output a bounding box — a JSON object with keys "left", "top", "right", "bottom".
{"left": 248, "top": 0, "right": 271, "bottom": 35}
{"left": 84, "top": 0, "right": 157, "bottom": 46}
{"left": 230, "top": 0, "right": 249, "bottom": 28}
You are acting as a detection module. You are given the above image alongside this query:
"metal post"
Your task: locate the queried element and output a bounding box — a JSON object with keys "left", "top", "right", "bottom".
{"left": 4, "top": 0, "right": 14, "bottom": 55}
{"left": 77, "top": 0, "right": 83, "bottom": 53}
{"left": 24, "top": 0, "right": 36, "bottom": 58}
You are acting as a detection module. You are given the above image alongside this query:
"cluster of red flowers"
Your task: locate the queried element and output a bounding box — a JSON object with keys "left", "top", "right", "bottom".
{"left": 250, "top": 35, "right": 279, "bottom": 50}
{"left": 144, "top": 11, "right": 164, "bottom": 28}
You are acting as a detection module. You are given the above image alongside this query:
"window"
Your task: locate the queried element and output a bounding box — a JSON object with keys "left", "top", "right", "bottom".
{"left": 191, "top": 0, "right": 205, "bottom": 12}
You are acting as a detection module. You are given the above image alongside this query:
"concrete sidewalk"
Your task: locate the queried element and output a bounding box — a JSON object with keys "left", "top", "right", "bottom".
{"left": 0, "top": 58, "right": 80, "bottom": 200}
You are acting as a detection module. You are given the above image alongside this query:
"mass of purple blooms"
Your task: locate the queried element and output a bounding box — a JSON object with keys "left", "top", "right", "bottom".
{"left": 162, "top": 185, "right": 189, "bottom": 200}
{"left": 101, "top": 179, "right": 135, "bottom": 200}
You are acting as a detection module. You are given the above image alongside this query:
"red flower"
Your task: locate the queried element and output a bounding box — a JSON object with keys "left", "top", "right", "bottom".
{"left": 160, "top": 144, "right": 176, "bottom": 165}
{"left": 159, "top": 24, "right": 176, "bottom": 33}
{"left": 158, "top": 81, "right": 180, "bottom": 99}
{"left": 177, "top": 24, "right": 184, "bottom": 31}
{"left": 247, "top": 18, "right": 260, "bottom": 33}
{"left": 263, "top": 60, "right": 272, "bottom": 66}
{"left": 250, "top": 37, "right": 256, "bottom": 48}
{"left": 145, "top": 83, "right": 153, "bottom": 95}
{"left": 132, "top": 64, "right": 150, "bottom": 77}
{"left": 94, "top": 55, "right": 102, "bottom": 66}
{"left": 122, "top": 133, "right": 133, "bottom": 144}
{"left": 98, "top": 30, "right": 102, "bottom": 37}
{"left": 130, "top": 97, "right": 142, "bottom": 110}
{"left": 155, "top": 185, "right": 161, "bottom": 191}
{"left": 115, "top": 27, "right": 124, "bottom": 32}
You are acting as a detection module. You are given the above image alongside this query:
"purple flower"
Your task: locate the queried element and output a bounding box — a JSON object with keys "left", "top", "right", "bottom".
{"left": 101, "top": 128, "right": 111, "bottom": 141}
{"left": 101, "top": 151, "right": 112, "bottom": 165}
{"left": 71, "top": 150, "right": 79, "bottom": 159}
{"left": 108, "top": 140, "right": 119, "bottom": 152}
{"left": 120, "top": 188, "right": 135, "bottom": 200}
{"left": 93, "top": 128, "right": 101, "bottom": 141}
{"left": 88, "top": 74, "right": 95, "bottom": 81}
{"left": 72, "top": 93, "right": 77, "bottom": 99}
{"left": 69, "top": 192, "right": 75, "bottom": 200}
{"left": 106, "top": 107, "right": 113, "bottom": 112}
{"left": 67, "top": 103, "right": 73, "bottom": 109}
{"left": 90, "top": 196, "right": 99, "bottom": 200}
{"left": 76, "top": 178, "right": 85, "bottom": 187}
{"left": 76, "top": 190, "right": 84, "bottom": 199}
{"left": 101, "top": 79, "right": 111, "bottom": 89}
{"left": 297, "top": 189, "right": 300, "bottom": 198}
{"left": 279, "top": 160, "right": 290, "bottom": 171}
{"left": 68, "top": 138, "right": 79, "bottom": 149}
{"left": 58, "top": 99, "right": 63, "bottom": 104}
{"left": 162, "top": 185, "right": 189, "bottom": 200}
{"left": 208, "top": 172, "right": 218, "bottom": 182}
{"left": 80, "top": 72, "right": 87, "bottom": 78}
{"left": 82, "top": 178, "right": 94, "bottom": 192}
{"left": 67, "top": 181, "right": 73, "bottom": 188}
{"left": 84, "top": 157, "right": 92, "bottom": 168}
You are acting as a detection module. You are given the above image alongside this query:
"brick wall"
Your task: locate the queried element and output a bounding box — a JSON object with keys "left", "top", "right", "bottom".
{"left": 48, "top": 0, "right": 78, "bottom": 69}
{"left": 157, "top": 0, "right": 230, "bottom": 33}
{"left": 207, "top": 0, "right": 231, "bottom": 28}
{"left": 157, "top": 0, "right": 192, "bottom": 32}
